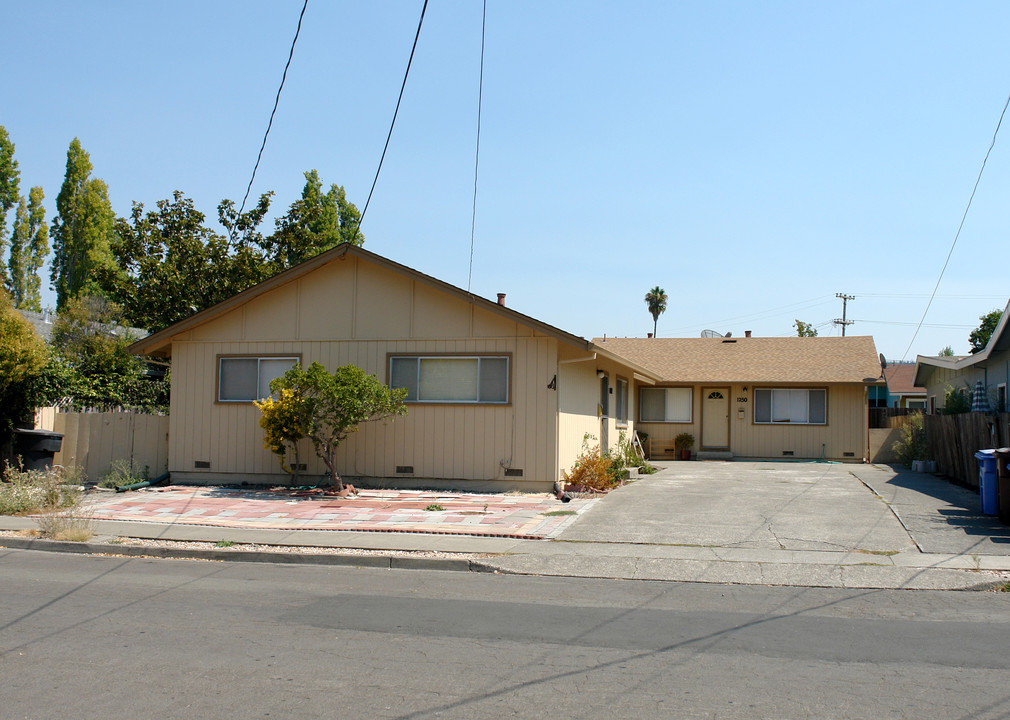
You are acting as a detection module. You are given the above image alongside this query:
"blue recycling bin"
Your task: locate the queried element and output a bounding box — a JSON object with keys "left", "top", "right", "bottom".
{"left": 975, "top": 450, "right": 999, "bottom": 515}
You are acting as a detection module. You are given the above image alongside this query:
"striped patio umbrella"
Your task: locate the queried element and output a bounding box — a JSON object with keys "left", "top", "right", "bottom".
{"left": 971, "top": 380, "right": 990, "bottom": 412}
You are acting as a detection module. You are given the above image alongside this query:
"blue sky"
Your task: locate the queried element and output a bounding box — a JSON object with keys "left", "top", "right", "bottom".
{"left": 4, "top": 1, "right": 1009, "bottom": 360}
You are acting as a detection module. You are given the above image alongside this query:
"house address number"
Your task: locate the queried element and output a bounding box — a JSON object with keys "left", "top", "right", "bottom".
{"left": 736, "top": 397, "right": 748, "bottom": 403}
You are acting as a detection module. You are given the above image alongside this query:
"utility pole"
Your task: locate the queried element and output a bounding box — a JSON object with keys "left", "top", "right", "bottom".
{"left": 833, "top": 293, "right": 854, "bottom": 336}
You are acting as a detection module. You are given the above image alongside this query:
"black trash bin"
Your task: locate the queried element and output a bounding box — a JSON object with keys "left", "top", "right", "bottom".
{"left": 995, "top": 448, "right": 1010, "bottom": 526}
{"left": 12, "top": 429, "right": 64, "bottom": 471}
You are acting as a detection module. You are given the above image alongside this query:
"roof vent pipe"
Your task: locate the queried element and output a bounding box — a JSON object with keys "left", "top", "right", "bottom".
{"left": 647, "top": 332, "right": 653, "bottom": 339}
{"left": 745, "top": 330, "right": 752, "bottom": 338}
{"left": 497, "top": 293, "right": 506, "bottom": 306}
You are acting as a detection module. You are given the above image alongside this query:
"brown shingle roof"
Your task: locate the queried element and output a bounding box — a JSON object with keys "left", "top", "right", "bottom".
{"left": 883, "top": 363, "right": 925, "bottom": 395}
{"left": 591, "top": 336, "right": 882, "bottom": 384}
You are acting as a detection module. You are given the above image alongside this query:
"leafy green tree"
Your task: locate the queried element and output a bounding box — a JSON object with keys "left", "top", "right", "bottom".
{"left": 103, "top": 192, "right": 276, "bottom": 334}
{"left": 216, "top": 190, "right": 275, "bottom": 295}
{"left": 256, "top": 362, "right": 406, "bottom": 491}
{"left": 794, "top": 319, "right": 818, "bottom": 337}
{"left": 938, "top": 345, "right": 954, "bottom": 357}
{"left": 969, "top": 309, "right": 1002, "bottom": 354}
{"left": 644, "top": 286, "right": 667, "bottom": 338}
{"left": 266, "top": 170, "right": 364, "bottom": 268}
{"left": 50, "top": 296, "right": 167, "bottom": 411}
{"left": 103, "top": 192, "right": 232, "bottom": 333}
{"left": 50, "top": 139, "right": 116, "bottom": 310}
{"left": 0, "top": 127, "right": 21, "bottom": 289}
{"left": 7, "top": 187, "right": 48, "bottom": 311}
{"left": 0, "top": 289, "right": 51, "bottom": 452}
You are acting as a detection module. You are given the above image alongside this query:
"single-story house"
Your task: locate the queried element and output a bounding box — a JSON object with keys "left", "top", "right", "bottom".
{"left": 591, "top": 335, "right": 883, "bottom": 461}
{"left": 128, "top": 243, "right": 660, "bottom": 491}
{"left": 914, "top": 300, "right": 1010, "bottom": 414}
{"left": 869, "top": 363, "right": 926, "bottom": 409}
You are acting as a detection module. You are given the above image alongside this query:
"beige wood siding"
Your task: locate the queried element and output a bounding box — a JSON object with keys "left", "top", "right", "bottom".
{"left": 557, "top": 361, "right": 601, "bottom": 478}
{"left": 556, "top": 355, "right": 638, "bottom": 478}
{"left": 637, "top": 384, "right": 867, "bottom": 461}
{"left": 166, "top": 257, "right": 561, "bottom": 488}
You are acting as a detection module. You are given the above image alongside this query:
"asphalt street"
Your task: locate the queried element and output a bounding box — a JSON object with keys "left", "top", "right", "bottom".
{"left": 3, "top": 549, "right": 1010, "bottom": 719}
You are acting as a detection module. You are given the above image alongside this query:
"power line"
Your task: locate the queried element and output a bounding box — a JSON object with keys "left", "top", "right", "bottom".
{"left": 467, "top": 0, "right": 487, "bottom": 293}
{"left": 666, "top": 295, "right": 835, "bottom": 334}
{"left": 235, "top": 0, "right": 309, "bottom": 223}
{"left": 900, "top": 90, "right": 1010, "bottom": 361}
{"left": 851, "top": 319, "right": 974, "bottom": 329}
{"left": 351, "top": 0, "right": 430, "bottom": 238}
{"left": 855, "top": 293, "right": 1006, "bottom": 300}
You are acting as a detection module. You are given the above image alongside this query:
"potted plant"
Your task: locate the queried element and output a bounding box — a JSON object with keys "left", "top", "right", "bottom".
{"left": 674, "top": 432, "right": 694, "bottom": 460}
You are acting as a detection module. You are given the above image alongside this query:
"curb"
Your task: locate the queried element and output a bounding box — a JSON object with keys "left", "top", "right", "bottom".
{"left": 0, "top": 536, "right": 488, "bottom": 573}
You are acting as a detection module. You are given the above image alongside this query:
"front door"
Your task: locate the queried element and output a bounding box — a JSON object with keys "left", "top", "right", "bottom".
{"left": 702, "top": 387, "right": 730, "bottom": 449}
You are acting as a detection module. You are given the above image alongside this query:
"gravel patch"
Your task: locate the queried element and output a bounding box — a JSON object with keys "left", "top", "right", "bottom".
{"left": 0, "top": 529, "right": 495, "bottom": 560}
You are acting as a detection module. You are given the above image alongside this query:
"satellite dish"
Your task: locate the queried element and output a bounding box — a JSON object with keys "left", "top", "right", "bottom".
{"left": 701, "top": 329, "right": 724, "bottom": 338}
{"left": 879, "top": 353, "right": 887, "bottom": 370}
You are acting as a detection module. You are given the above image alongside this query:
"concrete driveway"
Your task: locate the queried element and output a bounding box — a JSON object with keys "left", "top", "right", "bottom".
{"left": 561, "top": 461, "right": 935, "bottom": 554}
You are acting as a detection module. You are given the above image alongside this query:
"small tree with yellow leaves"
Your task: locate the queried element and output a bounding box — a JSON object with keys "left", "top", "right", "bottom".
{"left": 255, "top": 362, "right": 407, "bottom": 490}
{"left": 255, "top": 388, "right": 307, "bottom": 481}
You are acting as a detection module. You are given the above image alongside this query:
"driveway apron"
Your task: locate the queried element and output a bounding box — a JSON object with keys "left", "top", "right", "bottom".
{"left": 561, "top": 461, "right": 916, "bottom": 553}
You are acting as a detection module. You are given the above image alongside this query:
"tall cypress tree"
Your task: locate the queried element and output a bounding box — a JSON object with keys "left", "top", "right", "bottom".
{"left": 0, "top": 127, "right": 21, "bottom": 289}
{"left": 50, "top": 138, "right": 115, "bottom": 310}
{"left": 8, "top": 186, "right": 47, "bottom": 311}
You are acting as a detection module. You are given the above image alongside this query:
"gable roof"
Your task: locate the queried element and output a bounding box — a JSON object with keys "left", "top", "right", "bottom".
{"left": 129, "top": 243, "right": 600, "bottom": 359}
{"left": 591, "top": 336, "right": 882, "bottom": 385}
{"left": 882, "top": 363, "right": 925, "bottom": 396}
{"left": 914, "top": 299, "right": 1010, "bottom": 385}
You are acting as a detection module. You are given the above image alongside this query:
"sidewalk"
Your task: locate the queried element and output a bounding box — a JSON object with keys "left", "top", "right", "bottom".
{"left": 2, "top": 465, "right": 1010, "bottom": 591}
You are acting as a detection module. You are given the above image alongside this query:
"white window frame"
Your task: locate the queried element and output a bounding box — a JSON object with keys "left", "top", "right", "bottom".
{"left": 753, "top": 388, "right": 827, "bottom": 425}
{"left": 217, "top": 356, "right": 299, "bottom": 403}
{"left": 389, "top": 355, "right": 510, "bottom": 405}
{"left": 639, "top": 387, "right": 692, "bottom": 423}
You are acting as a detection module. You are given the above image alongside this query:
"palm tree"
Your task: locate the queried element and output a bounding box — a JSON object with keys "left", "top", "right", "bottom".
{"left": 644, "top": 286, "right": 667, "bottom": 338}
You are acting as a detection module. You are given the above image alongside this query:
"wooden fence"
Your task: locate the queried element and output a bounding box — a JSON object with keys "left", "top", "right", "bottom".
{"left": 869, "top": 407, "right": 919, "bottom": 429}
{"left": 924, "top": 412, "right": 1010, "bottom": 488}
{"left": 35, "top": 409, "right": 169, "bottom": 483}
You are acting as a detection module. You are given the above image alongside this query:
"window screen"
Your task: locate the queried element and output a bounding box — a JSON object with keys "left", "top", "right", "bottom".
{"left": 390, "top": 356, "right": 509, "bottom": 404}
{"left": 219, "top": 357, "right": 298, "bottom": 402}
{"left": 616, "top": 378, "right": 628, "bottom": 424}
{"left": 639, "top": 388, "right": 691, "bottom": 422}
{"left": 754, "top": 388, "right": 826, "bottom": 424}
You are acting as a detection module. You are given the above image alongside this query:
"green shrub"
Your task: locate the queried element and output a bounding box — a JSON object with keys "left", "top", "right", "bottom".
{"left": 563, "top": 444, "right": 620, "bottom": 491}
{"left": 99, "top": 459, "right": 148, "bottom": 489}
{"left": 892, "top": 412, "right": 927, "bottom": 468}
{"left": 941, "top": 384, "right": 971, "bottom": 415}
{"left": 0, "top": 462, "right": 86, "bottom": 515}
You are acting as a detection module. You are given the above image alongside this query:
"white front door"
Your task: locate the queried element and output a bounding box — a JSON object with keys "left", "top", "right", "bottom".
{"left": 702, "top": 388, "right": 730, "bottom": 449}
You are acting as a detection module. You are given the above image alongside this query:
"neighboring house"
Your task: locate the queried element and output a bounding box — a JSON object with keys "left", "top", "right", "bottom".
{"left": 878, "top": 363, "right": 927, "bottom": 409}
{"left": 17, "top": 309, "right": 149, "bottom": 345}
{"left": 591, "top": 335, "right": 883, "bottom": 461}
{"left": 914, "top": 300, "right": 1010, "bottom": 414}
{"left": 128, "top": 243, "right": 659, "bottom": 491}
